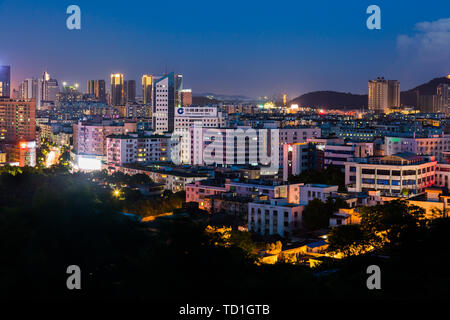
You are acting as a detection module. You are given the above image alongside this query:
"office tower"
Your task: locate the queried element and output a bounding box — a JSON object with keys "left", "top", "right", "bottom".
{"left": 19, "top": 80, "right": 32, "bottom": 99}
{"left": 19, "top": 78, "right": 42, "bottom": 110}
{"left": 142, "top": 75, "right": 153, "bottom": 104}
{"left": 368, "top": 77, "right": 399, "bottom": 113}
{"left": 87, "top": 80, "right": 106, "bottom": 102}
{"left": 387, "top": 80, "right": 400, "bottom": 108}
{"left": 181, "top": 89, "right": 192, "bottom": 107}
{"left": 0, "top": 66, "right": 11, "bottom": 98}
{"left": 124, "top": 80, "right": 136, "bottom": 102}
{"left": 87, "top": 80, "right": 95, "bottom": 95}
{"left": 152, "top": 72, "right": 183, "bottom": 133}
{"left": 0, "top": 98, "right": 36, "bottom": 142}
{"left": 96, "top": 80, "right": 106, "bottom": 102}
{"left": 42, "top": 71, "right": 59, "bottom": 102}
{"left": 110, "top": 73, "right": 124, "bottom": 106}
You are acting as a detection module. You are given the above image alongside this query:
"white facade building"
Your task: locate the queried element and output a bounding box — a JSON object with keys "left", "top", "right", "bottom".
{"left": 345, "top": 152, "right": 437, "bottom": 196}
{"left": 248, "top": 198, "right": 304, "bottom": 237}
{"left": 385, "top": 135, "right": 450, "bottom": 163}
{"left": 174, "top": 106, "right": 227, "bottom": 164}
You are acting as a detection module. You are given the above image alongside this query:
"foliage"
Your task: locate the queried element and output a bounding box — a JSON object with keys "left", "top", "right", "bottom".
{"left": 327, "top": 224, "right": 373, "bottom": 258}
{"left": 265, "top": 241, "right": 282, "bottom": 254}
{"left": 358, "top": 200, "right": 426, "bottom": 250}
{"left": 302, "top": 197, "right": 349, "bottom": 230}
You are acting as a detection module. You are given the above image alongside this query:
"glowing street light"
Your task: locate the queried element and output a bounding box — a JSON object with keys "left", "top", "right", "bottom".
{"left": 113, "top": 189, "right": 121, "bottom": 198}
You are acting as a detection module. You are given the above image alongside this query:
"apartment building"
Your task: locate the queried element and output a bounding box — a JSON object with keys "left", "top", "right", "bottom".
{"left": 106, "top": 132, "right": 174, "bottom": 166}
{"left": 73, "top": 120, "right": 137, "bottom": 158}
{"left": 186, "top": 180, "right": 228, "bottom": 210}
{"left": 248, "top": 198, "right": 304, "bottom": 237}
{"left": 282, "top": 142, "right": 317, "bottom": 181}
{"left": 278, "top": 127, "right": 321, "bottom": 166}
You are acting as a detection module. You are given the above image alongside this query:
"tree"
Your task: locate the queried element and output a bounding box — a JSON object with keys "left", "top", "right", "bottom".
{"left": 302, "top": 197, "right": 349, "bottom": 230}
{"left": 327, "top": 224, "right": 372, "bottom": 258}
{"left": 128, "top": 173, "right": 152, "bottom": 186}
{"left": 358, "top": 200, "right": 426, "bottom": 250}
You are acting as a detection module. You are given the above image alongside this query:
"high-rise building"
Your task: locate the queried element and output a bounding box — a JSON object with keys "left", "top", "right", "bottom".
{"left": 19, "top": 78, "right": 43, "bottom": 109}
{"left": 418, "top": 95, "right": 439, "bottom": 113}
{"left": 87, "top": 80, "right": 106, "bottom": 102}
{"left": 142, "top": 75, "right": 153, "bottom": 105}
{"left": 0, "top": 66, "right": 11, "bottom": 98}
{"left": 387, "top": 80, "right": 400, "bottom": 108}
{"left": 0, "top": 98, "right": 36, "bottom": 142}
{"left": 124, "top": 80, "right": 136, "bottom": 102}
{"left": 87, "top": 80, "right": 95, "bottom": 95}
{"left": 96, "top": 80, "right": 106, "bottom": 102}
{"left": 368, "top": 77, "right": 400, "bottom": 113}
{"left": 110, "top": 73, "right": 124, "bottom": 106}
{"left": 42, "top": 72, "right": 59, "bottom": 102}
{"left": 152, "top": 72, "right": 183, "bottom": 133}
{"left": 181, "top": 89, "right": 192, "bottom": 107}
{"left": 437, "top": 83, "right": 449, "bottom": 113}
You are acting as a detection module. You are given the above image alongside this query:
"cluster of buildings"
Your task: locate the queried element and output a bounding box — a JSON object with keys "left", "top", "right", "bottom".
{"left": 2, "top": 64, "right": 450, "bottom": 245}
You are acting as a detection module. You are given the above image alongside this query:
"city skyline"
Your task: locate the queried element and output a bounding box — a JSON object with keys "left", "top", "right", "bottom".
{"left": 0, "top": 0, "right": 448, "bottom": 97}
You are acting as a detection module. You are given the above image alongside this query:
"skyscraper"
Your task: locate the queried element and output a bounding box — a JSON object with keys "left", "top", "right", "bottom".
{"left": 42, "top": 71, "right": 59, "bottom": 102}
{"left": 387, "top": 80, "right": 400, "bottom": 108}
{"left": 87, "top": 80, "right": 95, "bottom": 96}
{"left": 110, "top": 73, "right": 124, "bottom": 106}
{"left": 142, "top": 75, "right": 153, "bottom": 105}
{"left": 19, "top": 78, "right": 42, "bottom": 110}
{"left": 368, "top": 77, "right": 400, "bottom": 113}
{"left": 0, "top": 66, "right": 11, "bottom": 98}
{"left": 124, "top": 80, "right": 136, "bottom": 102}
{"left": 152, "top": 72, "right": 183, "bottom": 133}
{"left": 87, "top": 80, "right": 106, "bottom": 102}
{"left": 96, "top": 80, "right": 106, "bottom": 102}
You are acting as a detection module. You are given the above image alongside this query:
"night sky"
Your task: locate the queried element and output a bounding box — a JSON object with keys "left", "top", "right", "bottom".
{"left": 0, "top": 0, "right": 448, "bottom": 98}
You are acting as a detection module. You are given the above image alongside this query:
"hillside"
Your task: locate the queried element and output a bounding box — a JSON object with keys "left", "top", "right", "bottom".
{"left": 290, "top": 76, "right": 450, "bottom": 109}
{"left": 290, "top": 91, "right": 367, "bottom": 109}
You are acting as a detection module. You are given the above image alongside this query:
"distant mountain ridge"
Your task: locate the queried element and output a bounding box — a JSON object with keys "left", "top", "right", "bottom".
{"left": 194, "top": 93, "right": 254, "bottom": 102}
{"left": 290, "top": 76, "right": 450, "bottom": 109}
